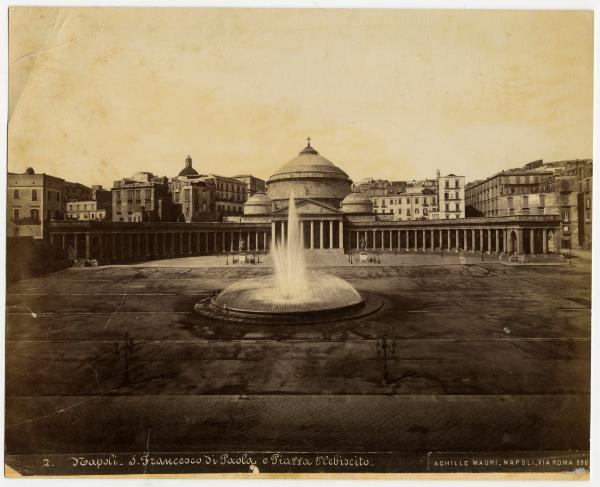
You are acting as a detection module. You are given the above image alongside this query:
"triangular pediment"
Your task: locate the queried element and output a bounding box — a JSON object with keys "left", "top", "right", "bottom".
{"left": 273, "top": 198, "right": 341, "bottom": 215}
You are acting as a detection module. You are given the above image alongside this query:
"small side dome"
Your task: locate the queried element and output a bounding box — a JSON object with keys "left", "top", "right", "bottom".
{"left": 341, "top": 190, "right": 373, "bottom": 214}
{"left": 244, "top": 192, "right": 272, "bottom": 215}
{"left": 25, "top": 167, "right": 35, "bottom": 175}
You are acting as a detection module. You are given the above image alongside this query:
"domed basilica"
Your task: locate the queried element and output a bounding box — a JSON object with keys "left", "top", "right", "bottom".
{"left": 237, "top": 138, "right": 375, "bottom": 250}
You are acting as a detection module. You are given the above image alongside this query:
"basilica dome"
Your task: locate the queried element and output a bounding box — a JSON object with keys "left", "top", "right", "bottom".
{"left": 266, "top": 139, "right": 352, "bottom": 209}
{"left": 341, "top": 190, "right": 373, "bottom": 214}
{"left": 243, "top": 192, "right": 273, "bottom": 215}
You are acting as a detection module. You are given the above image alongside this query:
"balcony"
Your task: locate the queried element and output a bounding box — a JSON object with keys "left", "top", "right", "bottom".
{"left": 12, "top": 217, "right": 41, "bottom": 225}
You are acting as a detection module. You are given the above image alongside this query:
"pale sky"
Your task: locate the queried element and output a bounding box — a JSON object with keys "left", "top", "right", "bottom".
{"left": 8, "top": 7, "right": 594, "bottom": 189}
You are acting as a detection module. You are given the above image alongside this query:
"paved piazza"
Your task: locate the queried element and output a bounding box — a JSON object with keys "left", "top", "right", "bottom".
{"left": 5, "top": 256, "right": 590, "bottom": 466}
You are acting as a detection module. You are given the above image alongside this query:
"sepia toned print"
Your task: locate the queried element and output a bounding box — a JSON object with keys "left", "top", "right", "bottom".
{"left": 5, "top": 7, "right": 592, "bottom": 478}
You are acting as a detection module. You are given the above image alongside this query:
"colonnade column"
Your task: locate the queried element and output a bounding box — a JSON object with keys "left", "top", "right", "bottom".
{"left": 543, "top": 229, "right": 548, "bottom": 254}
{"left": 85, "top": 233, "right": 90, "bottom": 260}
{"left": 310, "top": 221, "right": 314, "bottom": 249}
{"left": 471, "top": 230, "right": 476, "bottom": 252}
{"left": 438, "top": 229, "right": 442, "bottom": 250}
{"left": 300, "top": 221, "right": 305, "bottom": 248}
{"left": 530, "top": 229, "right": 535, "bottom": 255}
{"left": 479, "top": 229, "right": 483, "bottom": 253}
{"left": 405, "top": 230, "right": 409, "bottom": 251}
{"left": 339, "top": 221, "right": 344, "bottom": 249}
{"left": 487, "top": 229, "right": 492, "bottom": 253}
{"left": 320, "top": 221, "right": 324, "bottom": 249}
{"left": 329, "top": 221, "right": 334, "bottom": 249}
{"left": 271, "top": 222, "right": 276, "bottom": 247}
{"left": 495, "top": 229, "right": 499, "bottom": 253}
{"left": 430, "top": 229, "right": 435, "bottom": 251}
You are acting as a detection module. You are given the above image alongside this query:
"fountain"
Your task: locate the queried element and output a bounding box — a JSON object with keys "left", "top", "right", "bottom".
{"left": 195, "top": 194, "right": 381, "bottom": 324}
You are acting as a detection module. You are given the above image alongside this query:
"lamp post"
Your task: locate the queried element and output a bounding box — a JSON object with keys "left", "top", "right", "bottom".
{"left": 114, "top": 331, "right": 135, "bottom": 385}
{"left": 376, "top": 333, "right": 396, "bottom": 385}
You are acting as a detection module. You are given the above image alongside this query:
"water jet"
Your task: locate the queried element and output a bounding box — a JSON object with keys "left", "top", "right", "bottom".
{"left": 195, "top": 194, "right": 381, "bottom": 324}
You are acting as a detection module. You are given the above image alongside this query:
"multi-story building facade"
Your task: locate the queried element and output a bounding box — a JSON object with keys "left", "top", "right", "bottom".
{"left": 494, "top": 159, "right": 592, "bottom": 249}
{"left": 67, "top": 200, "right": 109, "bottom": 221}
{"left": 434, "top": 173, "right": 466, "bottom": 219}
{"left": 360, "top": 172, "right": 464, "bottom": 221}
{"left": 465, "top": 161, "right": 555, "bottom": 217}
{"left": 67, "top": 185, "right": 112, "bottom": 221}
{"left": 169, "top": 157, "right": 214, "bottom": 222}
{"left": 199, "top": 175, "right": 247, "bottom": 219}
{"left": 233, "top": 174, "right": 266, "bottom": 196}
{"left": 112, "top": 172, "right": 171, "bottom": 222}
{"left": 8, "top": 167, "right": 66, "bottom": 239}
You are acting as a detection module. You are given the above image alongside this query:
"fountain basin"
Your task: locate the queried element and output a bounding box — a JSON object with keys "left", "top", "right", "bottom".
{"left": 194, "top": 270, "right": 383, "bottom": 324}
{"left": 213, "top": 270, "right": 363, "bottom": 314}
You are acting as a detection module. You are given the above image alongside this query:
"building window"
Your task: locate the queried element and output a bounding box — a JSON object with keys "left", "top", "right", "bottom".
{"left": 13, "top": 189, "right": 19, "bottom": 199}
{"left": 13, "top": 208, "right": 20, "bottom": 220}
{"left": 455, "top": 180, "right": 459, "bottom": 188}
{"left": 507, "top": 197, "right": 513, "bottom": 208}
{"left": 539, "top": 194, "right": 545, "bottom": 207}
{"left": 455, "top": 203, "right": 460, "bottom": 211}
{"left": 31, "top": 208, "right": 40, "bottom": 221}
{"left": 563, "top": 210, "right": 569, "bottom": 222}
{"left": 523, "top": 196, "right": 529, "bottom": 208}
{"left": 32, "top": 189, "right": 38, "bottom": 201}
{"left": 445, "top": 180, "right": 449, "bottom": 189}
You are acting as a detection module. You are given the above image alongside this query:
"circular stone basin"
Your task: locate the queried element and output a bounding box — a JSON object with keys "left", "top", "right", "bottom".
{"left": 213, "top": 271, "right": 363, "bottom": 315}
